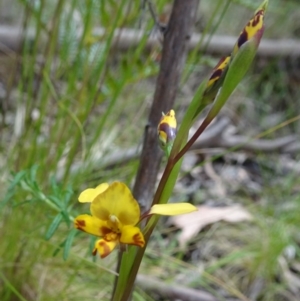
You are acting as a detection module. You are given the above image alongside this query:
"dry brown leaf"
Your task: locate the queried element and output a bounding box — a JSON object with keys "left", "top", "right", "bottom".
{"left": 169, "top": 205, "right": 252, "bottom": 247}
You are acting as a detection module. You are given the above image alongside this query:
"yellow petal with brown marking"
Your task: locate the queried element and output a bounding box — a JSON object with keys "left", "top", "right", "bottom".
{"left": 74, "top": 214, "right": 108, "bottom": 236}
{"left": 93, "top": 238, "right": 118, "bottom": 258}
{"left": 120, "top": 225, "right": 145, "bottom": 247}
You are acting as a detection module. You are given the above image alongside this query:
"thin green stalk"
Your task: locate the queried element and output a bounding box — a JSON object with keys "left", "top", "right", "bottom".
{"left": 174, "top": 115, "right": 213, "bottom": 164}
{"left": 62, "top": 0, "right": 128, "bottom": 183}
{"left": 46, "top": 0, "right": 81, "bottom": 171}
{"left": 22, "top": 0, "right": 46, "bottom": 119}
{"left": 43, "top": 71, "right": 87, "bottom": 161}
{"left": 26, "top": 0, "right": 65, "bottom": 169}
{"left": 86, "top": 0, "right": 129, "bottom": 149}
{"left": 0, "top": 273, "right": 29, "bottom": 301}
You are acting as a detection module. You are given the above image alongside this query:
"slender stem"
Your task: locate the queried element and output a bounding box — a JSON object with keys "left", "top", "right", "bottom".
{"left": 174, "top": 116, "right": 213, "bottom": 163}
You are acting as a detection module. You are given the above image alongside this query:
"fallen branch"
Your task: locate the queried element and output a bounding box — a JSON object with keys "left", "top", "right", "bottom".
{"left": 102, "top": 118, "right": 299, "bottom": 169}
{"left": 190, "top": 117, "right": 298, "bottom": 152}
{"left": 1, "top": 25, "right": 300, "bottom": 57}
{"left": 55, "top": 117, "right": 299, "bottom": 181}
{"left": 136, "top": 274, "right": 239, "bottom": 301}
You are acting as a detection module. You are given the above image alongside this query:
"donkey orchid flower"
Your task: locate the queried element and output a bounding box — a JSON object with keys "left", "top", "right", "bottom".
{"left": 75, "top": 182, "right": 144, "bottom": 258}
{"left": 75, "top": 182, "right": 197, "bottom": 258}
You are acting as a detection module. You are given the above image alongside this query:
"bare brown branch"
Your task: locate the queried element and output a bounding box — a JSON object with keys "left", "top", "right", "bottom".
{"left": 132, "top": 0, "right": 199, "bottom": 213}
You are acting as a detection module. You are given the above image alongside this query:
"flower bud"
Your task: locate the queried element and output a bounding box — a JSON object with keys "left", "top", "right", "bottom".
{"left": 232, "top": 1, "right": 267, "bottom": 56}
{"left": 157, "top": 109, "right": 177, "bottom": 148}
{"left": 205, "top": 56, "right": 231, "bottom": 95}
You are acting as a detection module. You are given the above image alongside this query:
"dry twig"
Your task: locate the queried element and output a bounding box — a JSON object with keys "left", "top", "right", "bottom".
{"left": 136, "top": 274, "right": 240, "bottom": 301}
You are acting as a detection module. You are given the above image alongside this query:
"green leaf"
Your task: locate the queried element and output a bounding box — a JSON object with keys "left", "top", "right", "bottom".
{"left": 12, "top": 199, "right": 35, "bottom": 207}
{"left": 1, "top": 170, "right": 27, "bottom": 210}
{"left": 63, "top": 185, "right": 73, "bottom": 206}
{"left": 48, "top": 195, "right": 62, "bottom": 209}
{"left": 0, "top": 190, "right": 15, "bottom": 211}
{"left": 50, "top": 175, "right": 60, "bottom": 196}
{"left": 52, "top": 239, "right": 66, "bottom": 257}
{"left": 9, "top": 170, "right": 27, "bottom": 189}
{"left": 256, "top": 0, "right": 268, "bottom": 14}
{"left": 61, "top": 209, "right": 71, "bottom": 227}
{"left": 29, "top": 164, "right": 39, "bottom": 183}
{"left": 45, "top": 213, "right": 63, "bottom": 240}
{"left": 63, "top": 229, "right": 77, "bottom": 260}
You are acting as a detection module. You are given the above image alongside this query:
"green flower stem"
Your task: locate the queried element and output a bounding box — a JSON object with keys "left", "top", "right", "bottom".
{"left": 181, "top": 119, "right": 217, "bottom": 166}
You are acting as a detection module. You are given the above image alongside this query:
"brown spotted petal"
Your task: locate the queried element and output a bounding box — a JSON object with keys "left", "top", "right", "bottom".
{"left": 74, "top": 214, "right": 108, "bottom": 237}
{"left": 93, "top": 238, "right": 118, "bottom": 258}
{"left": 120, "top": 225, "right": 145, "bottom": 247}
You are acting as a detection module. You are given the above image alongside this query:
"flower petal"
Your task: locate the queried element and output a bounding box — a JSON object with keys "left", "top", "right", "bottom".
{"left": 74, "top": 214, "right": 109, "bottom": 236}
{"left": 120, "top": 225, "right": 145, "bottom": 247}
{"left": 78, "top": 183, "right": 109, "bottom": 203}
{"left": 149, "top": 203, "right": 197, "bottom": 216}
{"left": 91, "top": 182, "right": 140, "bottom": 226}
{"left": 93, "top": 238, "right": 118, "bottom": 258}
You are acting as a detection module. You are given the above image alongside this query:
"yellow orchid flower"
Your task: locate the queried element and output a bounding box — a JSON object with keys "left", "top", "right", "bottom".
{"left": 75, "top": 182, "right": 144, "bottom": 258}
{"left": 74, "top": 181, "right": 197, "bottom": 258}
